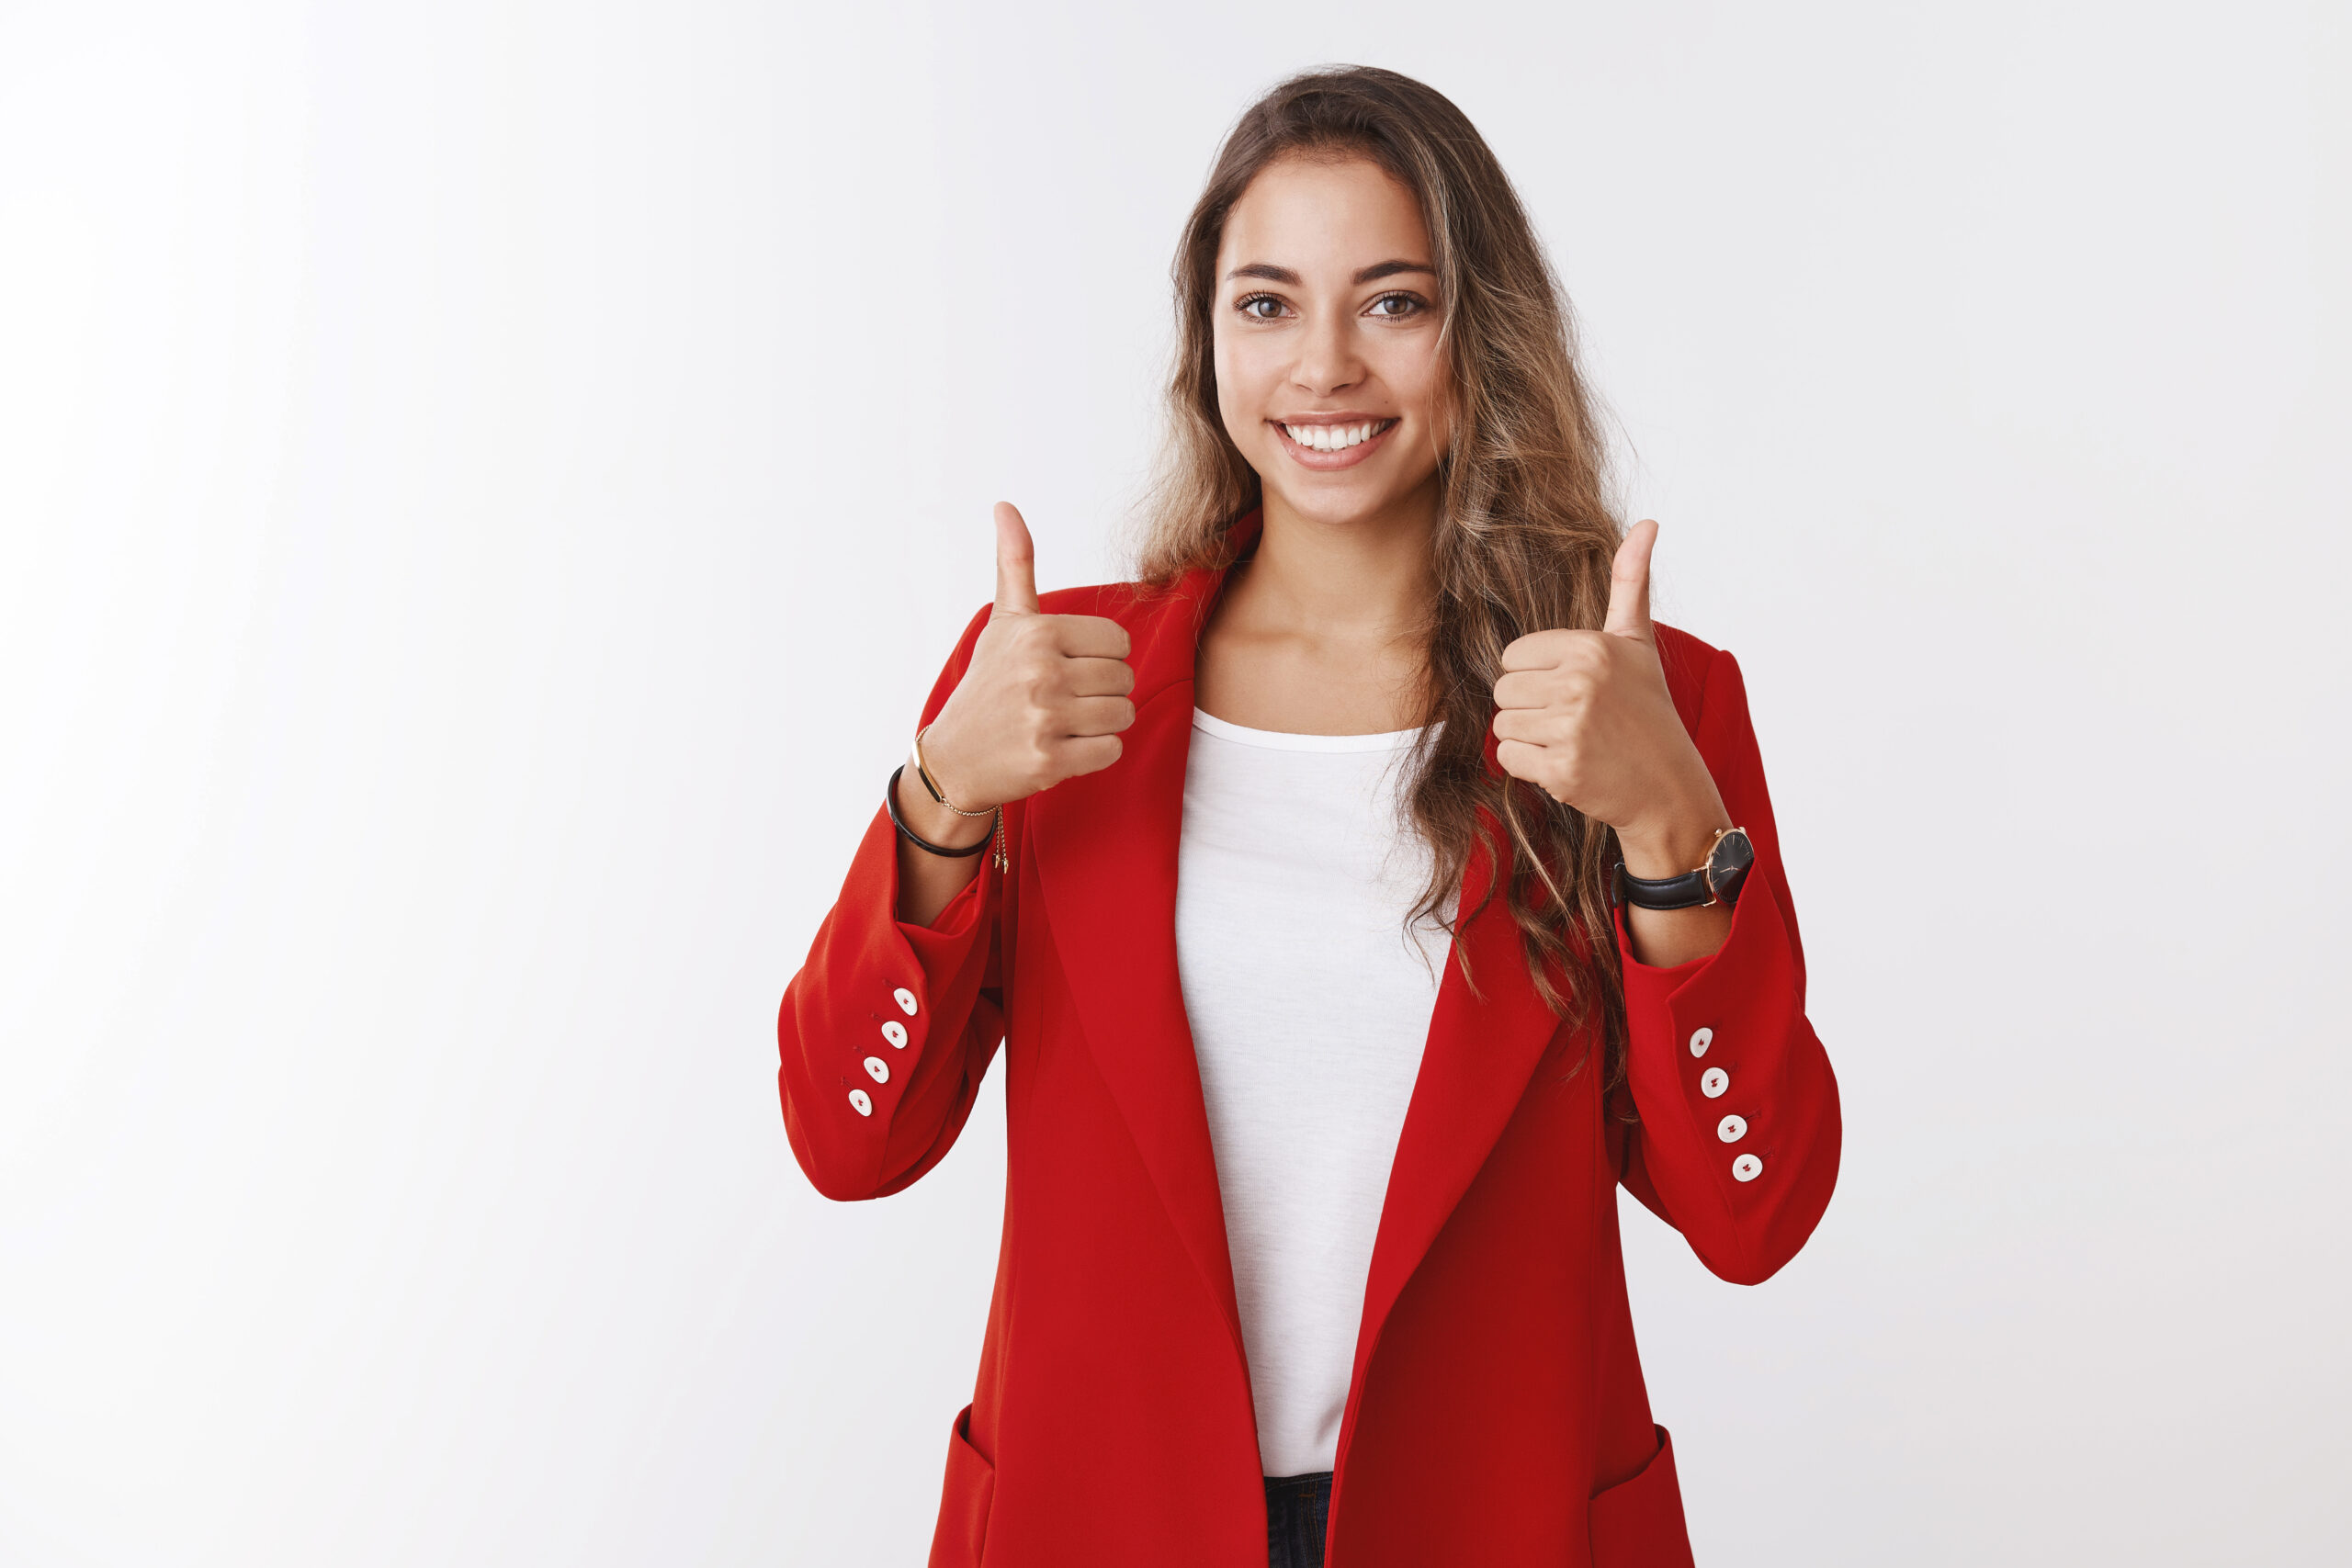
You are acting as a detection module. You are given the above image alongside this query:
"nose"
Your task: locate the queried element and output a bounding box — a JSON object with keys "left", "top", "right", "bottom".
{"left": 1290, "top": 307, "right": 1364, "bottom": 399}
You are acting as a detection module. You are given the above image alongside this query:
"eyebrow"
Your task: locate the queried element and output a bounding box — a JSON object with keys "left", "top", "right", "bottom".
{"left": 1224, "top": 260, "right": 1438, "bottom": 286}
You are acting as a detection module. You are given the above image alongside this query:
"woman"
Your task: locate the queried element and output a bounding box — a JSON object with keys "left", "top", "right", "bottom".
{"left": 778, "top": 65, "right": 1839, "bottom": 1568}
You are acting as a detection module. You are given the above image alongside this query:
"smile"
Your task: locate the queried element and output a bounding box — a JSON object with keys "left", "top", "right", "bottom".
{"left": 1272, "top": 417, "right": 1400, "bottom": 469}
{"left": 1279, "top": 418, "right": 1396, "bottom": 451}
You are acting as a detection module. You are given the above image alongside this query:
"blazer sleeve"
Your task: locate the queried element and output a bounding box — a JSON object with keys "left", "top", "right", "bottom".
{"left": 1610, "top": 646, "right": 1841, "bottom": 1285}
{"left": 777, "top": 603, "right": 1008, "bottom": 1202}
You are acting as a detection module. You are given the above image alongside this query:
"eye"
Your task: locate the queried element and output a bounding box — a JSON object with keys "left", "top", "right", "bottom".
{"left": 1236, "top": 292, "right": 1287, "bottom": 321}
{"left": 1368, "top": 291, "right": 1426, "bottom": 319}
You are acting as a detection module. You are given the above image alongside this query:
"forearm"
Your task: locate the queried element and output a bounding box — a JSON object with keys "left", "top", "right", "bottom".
{"left": 779, "top": 804, "right": 1006, "bottom": 1202}
{"left": 1616, "top": 788, "right": 1735, "bottom": 968}
{"left": 893, "top": 767, "right": 990, "bottom": 927}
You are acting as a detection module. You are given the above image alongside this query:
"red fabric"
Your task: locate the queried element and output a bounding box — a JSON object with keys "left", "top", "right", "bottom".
{"left": 777, "top": 533, "right": 1840, "bottom": 1566}
{"left": 1588, "top": 1427, "right": 1696, "bottom": 1568}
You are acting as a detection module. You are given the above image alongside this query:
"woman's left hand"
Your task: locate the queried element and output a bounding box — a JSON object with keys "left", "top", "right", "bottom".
{"left": 1489, "top": 520, "right": 1730, "bottom": 879}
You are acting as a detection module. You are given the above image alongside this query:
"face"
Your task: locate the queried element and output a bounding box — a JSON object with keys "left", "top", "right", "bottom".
{"left": 1212, "top": 153, "right": 1449, "bottom": 531}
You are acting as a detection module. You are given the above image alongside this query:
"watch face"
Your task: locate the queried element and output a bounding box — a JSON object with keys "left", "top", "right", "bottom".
{"left": 1705, "top": 829, "right": 1755, "bottom": 900}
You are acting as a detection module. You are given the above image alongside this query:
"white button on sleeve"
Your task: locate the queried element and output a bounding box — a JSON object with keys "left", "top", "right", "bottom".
{"left": 1732, "top": 1153, "right": 1763, "bottom": 1182}
{"left": 848, "top": 1089, "right": 873, "bottom": 1116}
{"left": 893, "top": 987, "right": 919, "bottom": 1016}
{"left": 1716, "top": 1113, "right": 1747, "bottom": 1143}
{"left": 863, "top": 1056, "right": 889, "bottom": 1084}
{"left": 880, "top": 1021, "right": 908, "bottom": 1049}
{"left": 1700, "top": 1066, "right": 1729, "bottom": 1099}
{"left": 1689, "top": 1027, "right": 1713, "bottom": 1058}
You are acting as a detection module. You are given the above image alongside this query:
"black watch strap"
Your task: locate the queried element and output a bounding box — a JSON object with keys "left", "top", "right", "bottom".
{"left": 1613, "top": 827, "right": 1754, "bottom": 911}
{"left": 1612, "top": 863, "right": 1715, "bottom": 910}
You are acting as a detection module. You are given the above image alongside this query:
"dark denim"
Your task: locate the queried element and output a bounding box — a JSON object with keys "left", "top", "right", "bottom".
{"left": 1264, "top": 1471, "right": 1334, "bottom": 1567}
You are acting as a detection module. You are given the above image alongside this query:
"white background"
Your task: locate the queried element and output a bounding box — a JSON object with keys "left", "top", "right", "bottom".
{"left": 4, "top": 2, "right": 2346, "bottom": 1562}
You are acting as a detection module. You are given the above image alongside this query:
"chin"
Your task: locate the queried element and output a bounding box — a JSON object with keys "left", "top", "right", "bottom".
{"left": 1272, "top": 485, "right": 1390, "bottom": 529}
{"left": 1259, "top": 461, "right": 1433, "bottom": 531}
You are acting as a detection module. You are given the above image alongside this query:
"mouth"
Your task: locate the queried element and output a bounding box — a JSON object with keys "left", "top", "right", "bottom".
{"left": 1272, "top": 416, "right": 1399, "bottom": 469}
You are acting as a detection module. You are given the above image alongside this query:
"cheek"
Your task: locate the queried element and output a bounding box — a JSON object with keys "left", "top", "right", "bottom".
{"left": 1396, "top": 338, "right": 1450, "bottom": 438}
{"left": 1211, "top": 332, "right": 1269, "bottom": 441}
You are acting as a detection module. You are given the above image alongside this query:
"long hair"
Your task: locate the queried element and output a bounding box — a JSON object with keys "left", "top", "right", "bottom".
{"left": 1136, "top": 65, "right": 1632, "bottom": 1092}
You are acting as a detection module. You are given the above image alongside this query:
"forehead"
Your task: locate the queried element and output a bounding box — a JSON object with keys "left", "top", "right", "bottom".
{"left": 1216, "top": 153, "right": 1430, "bottom": 276}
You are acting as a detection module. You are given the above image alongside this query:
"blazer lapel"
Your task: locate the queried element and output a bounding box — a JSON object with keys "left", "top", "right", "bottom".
{"left": 1026, "top": 561, "right": 1248, "bottom": 1374}
{"left": 1334, "top": 748, "right": 1566, "bottom": 1476}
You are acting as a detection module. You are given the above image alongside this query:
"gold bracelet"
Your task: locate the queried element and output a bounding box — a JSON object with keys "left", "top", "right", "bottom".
{"left": 910, "top": 725, "right": 994, "bottom": 818}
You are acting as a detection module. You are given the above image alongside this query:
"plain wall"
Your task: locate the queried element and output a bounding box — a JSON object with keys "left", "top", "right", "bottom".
{"left": 3, "top": 1, "right": 2346, "bottom": 1562}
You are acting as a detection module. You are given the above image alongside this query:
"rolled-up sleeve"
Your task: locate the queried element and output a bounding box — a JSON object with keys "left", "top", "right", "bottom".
{"left": 1613, "top": 648, "right": 1840, "bottom": 1284}
{"left": 778, "top": 604, "right": 1010, "bottom": 1201}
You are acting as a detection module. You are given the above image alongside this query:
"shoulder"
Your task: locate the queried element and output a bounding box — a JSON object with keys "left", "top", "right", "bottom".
{"left": 1651, "top": 621, "right": 1735, "bottom": 733}
{"left": 1035, "top": 580, "right": 1181, "bottom": 626}
{"left": 1038, "top": 579, "right": 1211, "bottom": 702}
{"left": 939, "top": 580, "right": 1161, "bottom": 648}
{"left": 936, "top": 578, "right": 1206, "bottom": 694}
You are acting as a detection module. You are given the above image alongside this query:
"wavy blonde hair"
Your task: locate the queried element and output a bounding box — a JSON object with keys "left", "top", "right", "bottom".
{"left": 1136, "top": 65, "right": 1632, "bottom": 1087}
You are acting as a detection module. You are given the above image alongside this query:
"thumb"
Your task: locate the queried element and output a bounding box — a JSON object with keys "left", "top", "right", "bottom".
{"left": 993, "top": 501, "right": 1041, "bottom": 615}
{"left": 1603, "top": 518, "right": 1657, "bottom": 642}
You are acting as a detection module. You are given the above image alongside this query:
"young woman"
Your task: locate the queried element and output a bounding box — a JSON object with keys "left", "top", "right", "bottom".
{"left": 778, "top": 66, "right": 1839, "bottom": 1568}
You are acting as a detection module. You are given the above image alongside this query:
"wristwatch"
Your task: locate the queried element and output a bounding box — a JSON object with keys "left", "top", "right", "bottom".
{"left": 1613, "top": 827, "right": 1754, "bottom": 911}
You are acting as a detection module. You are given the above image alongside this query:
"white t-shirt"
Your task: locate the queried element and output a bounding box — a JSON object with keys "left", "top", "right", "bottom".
{"left": 1173, "top": 707, "right": 1453, "bottom": 1478}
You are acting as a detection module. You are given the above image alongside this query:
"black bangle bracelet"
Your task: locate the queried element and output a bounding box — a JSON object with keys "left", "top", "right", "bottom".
{"left": 886, "top": 765, "right": 994, "bottom": 858}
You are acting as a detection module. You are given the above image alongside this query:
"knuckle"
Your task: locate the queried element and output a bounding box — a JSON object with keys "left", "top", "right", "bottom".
{"left": 1504, "top": 631, "right": 1560, "bottom": 666}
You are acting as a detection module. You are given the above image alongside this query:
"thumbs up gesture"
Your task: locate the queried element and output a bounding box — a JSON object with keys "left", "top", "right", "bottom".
{"left": 911, "top": 502, "right": 1137, "bottom": 816}
{"left": 1491, "top": 521, "right": 1728, "bottom": 864}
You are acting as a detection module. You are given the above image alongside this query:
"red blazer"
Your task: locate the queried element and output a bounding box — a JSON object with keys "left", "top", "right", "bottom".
{"left": 778, "top": 526, "right": 1840, "bottom": 1567}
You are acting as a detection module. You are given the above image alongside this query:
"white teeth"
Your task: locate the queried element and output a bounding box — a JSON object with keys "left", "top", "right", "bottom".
{"left": 1285, "top": 420, "right": 1389, "bottom": 449}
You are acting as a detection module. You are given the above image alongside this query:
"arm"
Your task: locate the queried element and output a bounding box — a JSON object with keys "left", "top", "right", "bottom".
{"left": 776, "top": 503, "right": 1136, "bottom": 1201}
{"left": 1493, "top": 519, "right": 1737, "bottom": 973}
{"left": 1610, "top": 647, "right": 1840, "bottom": 1284}
{"left": 777, "top": 605, "right": 1010, "bottom": 1202}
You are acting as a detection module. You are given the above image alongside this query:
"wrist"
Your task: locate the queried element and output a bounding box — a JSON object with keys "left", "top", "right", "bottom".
{"left": 894, "top": 767, "right": 993, "bottom": 850}
{"left": 912, "top": 721, "right": 1002, "bottom": 814}
{"left": 1615, "top": 795, "right": 1732, "bottom": 879}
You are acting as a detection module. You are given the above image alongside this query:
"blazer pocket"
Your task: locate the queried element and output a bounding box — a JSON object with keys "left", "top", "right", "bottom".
{"left": 1588, "top": 1424, "right": 1695, "bottom": 1568}
{"left": 928, "top": 1402, "right": 997, "bottom": 1568}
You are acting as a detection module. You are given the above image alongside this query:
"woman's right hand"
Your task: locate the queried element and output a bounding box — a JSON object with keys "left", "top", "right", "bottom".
{"left": 912, "top": 502, "right": 1136, "bottom": 814}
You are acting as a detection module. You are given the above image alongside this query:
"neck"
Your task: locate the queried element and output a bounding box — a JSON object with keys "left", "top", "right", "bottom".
{"left": 1236, "top": 480, "right": 1440, "bottom": 641}
{"left": 1190, "top": 479, "right": 1440, "bottom": 736}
